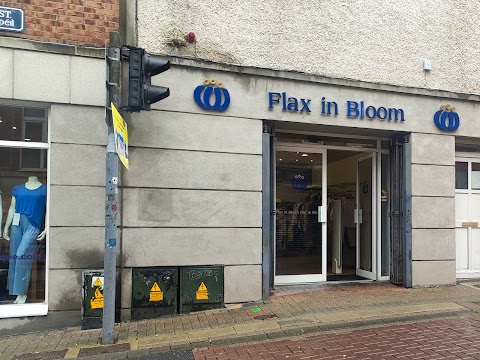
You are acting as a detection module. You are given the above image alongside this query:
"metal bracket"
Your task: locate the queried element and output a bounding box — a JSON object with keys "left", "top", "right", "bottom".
{"left": 107, "top": 47, "right": 120, "bottom": 62}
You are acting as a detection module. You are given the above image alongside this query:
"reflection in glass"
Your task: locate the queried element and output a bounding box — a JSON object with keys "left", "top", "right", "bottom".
{"left": 275, "top": 151, "right": 323, "bottom": 275}
{"left": 455, "top": 162, "right": 468, "bottom": 190}
{"left": 358, "top": 158, "right": 373, "bottom": 272}
{"left": 472, "top": 163, "right": 480, "bottom": 190}
{"left": 381, "top": 154, "right": 390, "bottom": 277}
{"left": 0, "top": 106, "right": 48, "bottom": 305}
{"left": 0, "top": 106, "right": 47, "bottom": 143}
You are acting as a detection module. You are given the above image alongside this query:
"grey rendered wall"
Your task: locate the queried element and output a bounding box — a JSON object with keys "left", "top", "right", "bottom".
{"left": 138, "top": 0, "right": 480, "bottom": 95}
{"left": 410, "top": 133, "right": 456, "bottom": 286}
{"left": 0, "top": 44, "right": 107, "bottom": 332}
{"left": 120, "top": 110, "right": 263, "bottom": 319}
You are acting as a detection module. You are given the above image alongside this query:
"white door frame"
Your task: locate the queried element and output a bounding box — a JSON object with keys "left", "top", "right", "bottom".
{"left": 273, "top": 141, "right": 385, "bottom": 284}
{"left": 356, "top": 153, "right": 377, "bottom": 280}
{"left": 274, "top": 144, "right": 327, "bottom": 284}
{"left": 455, "top": 153, "right": 480, "bottom": 278}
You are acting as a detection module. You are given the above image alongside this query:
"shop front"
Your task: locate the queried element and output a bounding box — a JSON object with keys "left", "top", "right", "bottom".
{"left": 159, "top": 60, "right": 475, "bottom": 293}
{"left": 272, "top": 131, "right": 391, "bottom": 284}
{"left": 1, "top": 57, "right": 479, "bottom": 331}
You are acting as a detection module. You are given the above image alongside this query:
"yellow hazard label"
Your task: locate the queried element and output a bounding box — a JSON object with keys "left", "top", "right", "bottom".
{"left": 90, "top": 288, "right": 104, "bottom": 309}
{"left": 149, "top": 282, "right": 163, "bottom": 302}
{"left": 93, "top": 278, "right": 103, "bottom": 287}
{"left": 196, "top": 281, "right": 209, "bottom": 300}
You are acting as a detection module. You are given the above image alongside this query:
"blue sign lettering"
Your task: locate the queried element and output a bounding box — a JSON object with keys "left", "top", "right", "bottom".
{"left": 267, "top": 93, "right": 406, "bottom": 124}
{"left": 0, "top": 7, "right": 24, "bottom": 33}
{"left": 346, "top": 101, "right": 404, "bottom": 122}
{"left": 268, "top": 92, "right": 311, "bottom": 113}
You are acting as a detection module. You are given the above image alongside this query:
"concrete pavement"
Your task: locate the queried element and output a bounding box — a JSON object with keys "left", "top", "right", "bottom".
{"left": 2, "top": 281, "right": 480, "bottom": 360}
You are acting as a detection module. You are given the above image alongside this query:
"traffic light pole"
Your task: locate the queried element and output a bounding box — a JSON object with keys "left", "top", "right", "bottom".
{"left": 103, "top": 32, "right": 121, "bottom": 345}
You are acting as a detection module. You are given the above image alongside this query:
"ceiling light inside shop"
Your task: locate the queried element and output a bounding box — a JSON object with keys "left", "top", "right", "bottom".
{"left": 279, "top": 158, "right": 282, "bottom": 161}
{"left": 12, "top": 126, "right": 16, "bottom": 130}
{"left": 296, "top": 159, "right": 298, "bottom": 162}
{"left": 302, "top": 153, "right": 308, "bottom": 157}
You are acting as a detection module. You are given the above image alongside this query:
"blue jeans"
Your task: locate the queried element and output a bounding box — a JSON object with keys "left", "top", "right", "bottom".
{"left": 8, "top": 214, "right": 40, "bottom": 296}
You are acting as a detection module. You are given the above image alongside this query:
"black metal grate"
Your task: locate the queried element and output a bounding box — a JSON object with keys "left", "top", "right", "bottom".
{"left": 390, "top": 137, "right": 405, "bottom": 286}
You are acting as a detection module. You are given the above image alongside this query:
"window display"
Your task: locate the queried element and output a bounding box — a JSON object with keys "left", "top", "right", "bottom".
{"left": 0, "top": 105, "right": 48, "bottom": 306}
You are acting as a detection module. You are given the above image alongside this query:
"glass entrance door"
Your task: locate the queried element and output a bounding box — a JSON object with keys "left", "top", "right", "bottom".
{"left": 274, "top": 147, "right": 327, "bottom": 284}
{"left": 356, "top": 154, "right": 376, "bottom": 280}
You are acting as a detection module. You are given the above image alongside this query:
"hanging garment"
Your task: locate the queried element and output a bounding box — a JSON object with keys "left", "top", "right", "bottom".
{"left": 12, "top": 184, "right": 47, "bottom": 230}
{"left": 8, "top": 214, "right": 40, "bottom": 296}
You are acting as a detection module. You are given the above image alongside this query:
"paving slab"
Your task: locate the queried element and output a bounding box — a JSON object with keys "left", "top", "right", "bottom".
{"left": 1, "top": 282, "right": 480, "bottom": 359}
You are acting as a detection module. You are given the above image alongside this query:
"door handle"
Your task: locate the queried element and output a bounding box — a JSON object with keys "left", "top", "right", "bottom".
{"left": 318, "top": 205, "right": 326, "bottom": 223}
{"left": 354, "top": 209, "right": 363, "bottom": 224}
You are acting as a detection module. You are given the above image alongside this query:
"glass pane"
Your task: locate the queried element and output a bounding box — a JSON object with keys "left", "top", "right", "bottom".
{"left": 24, "top": 108, "right": 46, "bottom": 118}
{"left": 276, "top": 151, "right": 323, "bottom": 275}
{"left": 358, "top": 158, "right": 373, "bottom": 272}
{"left": 21, "top": 149, "right": 44, "bottom": 169}
{"left": 0, "top": 162, "right": 47, "bottom": 305}
{"left": 455, "top": 162, "right": 468, "bottom": 190}
{"left": 381, "top": 154, "right": 390, "bottom": 277}
{"left": 275, "top": 133, "right": 377, "bottom": 149}
{"left": 472, "top": 163, "right": 480, "bottom": 190}
{"left": 24, "top": 122, "right": 43, "bottom": 142}
{"left": 0, "top": 106, "right": 47, "bottom": 142}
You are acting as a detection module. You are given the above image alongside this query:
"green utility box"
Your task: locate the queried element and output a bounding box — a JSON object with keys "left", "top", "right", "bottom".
{"left": 81, "top": 270, "right": 104, "bottom": 330}
{"left": 179, "top": 265, "right": 224, "bottom": 314}
{"left": 131, "top": 267, "right": 178, "bottom": 320}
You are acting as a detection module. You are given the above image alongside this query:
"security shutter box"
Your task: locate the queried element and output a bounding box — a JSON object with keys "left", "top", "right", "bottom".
{"left": 179, "top": 265, "right": 224, "bottom": 314}
{"left": 81, "top": 270, "right": 104, "bottom": 330}
{"left": 131, "top": 267, "right": 178, "bottom": 320}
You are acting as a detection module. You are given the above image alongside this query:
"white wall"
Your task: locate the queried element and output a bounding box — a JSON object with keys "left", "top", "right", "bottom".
{"left": 138, "top": 0, "right": 480, "bottom": 95}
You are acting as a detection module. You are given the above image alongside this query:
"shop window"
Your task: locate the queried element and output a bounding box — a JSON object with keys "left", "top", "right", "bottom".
{"left": 0, "top": 104, "right": 48, "bottom": 308}
{"left": 455, "top": 162, "right": 468, "bottom": 190}
{"left": 472, "top": 163, "right": 480, "bottom": 190}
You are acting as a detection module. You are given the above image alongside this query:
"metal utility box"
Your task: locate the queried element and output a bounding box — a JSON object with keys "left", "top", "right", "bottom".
{"left": 179, "top": 265, "right": 224, "bottom": 314}
{"left": 131, "top": 267, "right": 178, "bottom": 320}
{"left": 81, "top": 270, "right": 104, "bottom": 330}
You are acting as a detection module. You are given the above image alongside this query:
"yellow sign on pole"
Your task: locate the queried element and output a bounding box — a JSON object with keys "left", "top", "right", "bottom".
{"left": 90, "top": 288, "right": 104, "bottom": 309}
{"left": 149, "top": 282, "right": 163, "bottom": 302}
{"left": 111, "top": 103, "right": 129, "bottom": 170}
{"left": 196, "top": 282, "right": 209, "bottom": 300}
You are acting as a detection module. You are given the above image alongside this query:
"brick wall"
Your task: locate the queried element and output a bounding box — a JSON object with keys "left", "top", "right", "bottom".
{"left": 0, "top": 0, "right": 119, "bottom": 47}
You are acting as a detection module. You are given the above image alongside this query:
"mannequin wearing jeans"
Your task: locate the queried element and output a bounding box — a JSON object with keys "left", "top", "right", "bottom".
{"left": 3, "top": 176, "right": 47, "bottom": 304}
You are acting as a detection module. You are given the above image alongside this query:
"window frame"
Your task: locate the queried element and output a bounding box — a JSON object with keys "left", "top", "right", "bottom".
{"left": 0, "top": 102, "right": 50, "bottom": 319}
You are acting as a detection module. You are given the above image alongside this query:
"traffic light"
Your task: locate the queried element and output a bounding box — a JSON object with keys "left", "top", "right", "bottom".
{"left": 127, "top": 47, "right": 170, "bottom": 112}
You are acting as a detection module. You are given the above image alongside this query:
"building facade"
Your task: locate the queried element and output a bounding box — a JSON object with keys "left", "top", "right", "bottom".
{"left": 1, "top": 0, "right": 480, "bottom": 334}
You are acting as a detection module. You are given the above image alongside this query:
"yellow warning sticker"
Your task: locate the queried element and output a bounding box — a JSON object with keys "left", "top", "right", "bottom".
{"left": 93, "top": 278, "right": 103, "bottom": 287}
{"left": 90, "top": 288, "right": 104, "bottom": 309}
{"left": 149, "top": 282, "right": 163, "bottom": 302}
{"left": 196, "top": 281, "right": 209, "bottom": 300}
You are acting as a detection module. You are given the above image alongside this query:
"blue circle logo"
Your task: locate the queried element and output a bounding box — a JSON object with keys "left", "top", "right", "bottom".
{"left": 291, "top": 175, "right": 307, "bottom": 191}
{"left": 434, "top": 104, "right": 459, "bottom": 131}
{"left": 194, "top": 79, "right": 230, "bottom": 111}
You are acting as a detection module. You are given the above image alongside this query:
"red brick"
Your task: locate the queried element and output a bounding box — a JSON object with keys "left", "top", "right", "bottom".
{"left": 2, "top": 0, "right": 119, "bottom": 47}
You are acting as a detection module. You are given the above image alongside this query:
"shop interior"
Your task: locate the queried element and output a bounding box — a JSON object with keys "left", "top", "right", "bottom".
{"left": 0, "top": 105, "right": 48, "bottom": 304}
{"left": 275, "top": 148, "right": 372, "bottom": 281}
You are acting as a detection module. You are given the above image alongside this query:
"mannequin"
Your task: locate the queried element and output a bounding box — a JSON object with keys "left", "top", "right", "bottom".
{"left": 3, "top": 176, "right": 47, "bottom": 304}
